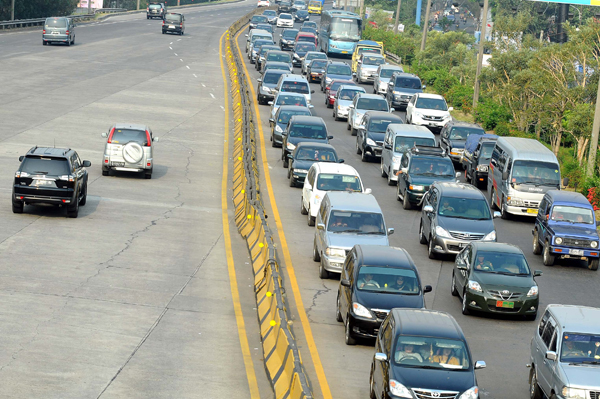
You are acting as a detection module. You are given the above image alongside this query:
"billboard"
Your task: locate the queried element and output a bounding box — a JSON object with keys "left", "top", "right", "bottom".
{"left": 78, "top": 0, "right": 104, "bottom": 9}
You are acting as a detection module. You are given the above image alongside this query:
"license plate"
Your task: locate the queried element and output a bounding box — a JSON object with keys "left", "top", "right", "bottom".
{"left": 32, "top": 179, "right": 54, "bottom": 187}
{"left": 112, "top": 162, "right": 125, "bottom": 167}
{"left": 570, "top": 249, "right": 584, "bottom": 256}
{"left": 526, "top": 208, "right": 538, "bottom": 214}
{"left": 342, "top": 51, "right": 348, "bottom": 53}
{"left": 496, "top": 301, "right": 514, "bottom": 308}
{"left": 169, "top": 25, "right": 175, "bottom": 29}
{"left": 53, "top": 31, "right": 59, "bottom": 35}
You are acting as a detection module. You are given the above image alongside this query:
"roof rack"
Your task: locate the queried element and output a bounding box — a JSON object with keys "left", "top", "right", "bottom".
{"left": 410, "top": 146, "right": 446, "bottom": 156}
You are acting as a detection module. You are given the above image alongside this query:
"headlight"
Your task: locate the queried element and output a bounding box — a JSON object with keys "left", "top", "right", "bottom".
{"left": 393, "top": 90, "right": 400, "bottom": 95}
{"left": 366, "top": 138, "right": 376, "bottom": 146}
{"left": 592, "top": 241, "right": 598, "bottom": 248}
{"left": 409, "top": 184, "right": 424, "bottom": 191}
{"left": 325, "top": 77, "right": 332, "bottom": 84}
{"left": 392, "top": 156, "right": 402, "bottom": 165}
{"left": 555, "top": 237, "right": 563, "bottom": 245}
{"left": 459, "top": 386, "right": 479, "bottom": 399}
{"left": 444, "top": 113, "right": 452, "bottom": 119}
{"left": 263, "top": 86, "right": 272, "bottom": 93}
{"left": 483, "top": 230, "right": 496, "bottom": 241}
{"left": 435, "top": 225, "right": 452, "bottom": 238}
{"left": 295, "top": 169, "right": 309, "bottom": 174}
{"left": 275, "top": 125, "right": 283, "bottom": 133}
{"left": 313, "top": 194, "right": 321, "bottom": 204}
{"left": 562, "top": 387, "right": 586, "bottom": 399}
{"left": 389, "top": 380, "right": 412, "bottom": 398}
{"left": 413, "top": 111, "right": 423, "bottom": 118}
{"left": 527, "top": 285, "right": 539, "bottom": 297}
{"left": 352, "top": 302, "right": 373, "bottom": 318}
{"left": 325, "top": 247, "right": 346, "bottom": 257}
{"left": 507, "top": 197, "right": 525, "bottom": 206}
{"left": 286, "top": 142, "right": 296, "bottom": 151}
{"left": 477, "top": 164, "right": 488, "bottom": 172}
{"left": 354, "top": 113, "right": 364, "bottom": 121}
{"left": 468, "top": 280, "right": 482, "bottom": 292}
{"left": 294, "top": 53, "right": 300, "bottom": 59}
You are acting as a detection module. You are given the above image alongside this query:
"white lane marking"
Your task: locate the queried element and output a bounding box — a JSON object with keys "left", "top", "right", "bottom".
{"left": 210, "top": 93, "right": 215, "bottom": 99}
{"left": 180, "top": 58, "right": 184, "bottom": 62}
{"left": 186, "top": 65, "right": 190, "bottom": 69}
{"left": 201, "top": 83, "right": 206, "bottom": 87}
{"left": 174, "top": 52, "right": 178, "bottom": 56}
{"left": 193, "top": 74, "right": 198, "bottom": 78}
{"left": 169, "top": 46, "right": 173, "bottom": 50}
{"left": 170, "top": 42, "right": 173, "bottom": 44}
{"left": 177, "top": 38, "right": 182, "bottom": 41}
{"left": 220, "top": 106, "right": 225, "bottom": 111}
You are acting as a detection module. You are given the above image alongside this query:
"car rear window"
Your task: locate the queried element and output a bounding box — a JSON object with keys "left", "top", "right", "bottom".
{"left": 289, "top": 123, "right": 327, "bottom": 139}
{"left": 281, "top": 81, "right": 309, "bottom": 94}
{"left": 45, "top": 18, "right": 67, "bottom": 28}
{"left": 165, "top": 14, "right": 181, "bottom": 22}
{"left": 276, "top": 94, "right": 307, "bottom": 107}
{"left": 282, "top": 29, "right": 299, "bottom": 38}
{"left": 327, "top": 65, "right": 351, "bottom": 75}
{"left": 252, "top": 15, "right": 269, "bottom": 23}
{"left": 21, "top": 157, "right": 69, "bottom": 175}
{"left": 368, "top": 119, "right": 397, "bottom": 133}
{"left": 264, "top": 71, "right": 285, "bottom": 84}
{"left": 356, "top": 98, "right": 388, "bottom": 111}
{"left": 280, "top": 14, "right": 292, "bottom": 19}
{"left": 310, "top": 60, "right": 328, "bottom": 69}
{"left": 149, "top": 4, "right": 162, "bottom": 9}
{"left": 110, "top": 129, "right": 149, "bottom": 145}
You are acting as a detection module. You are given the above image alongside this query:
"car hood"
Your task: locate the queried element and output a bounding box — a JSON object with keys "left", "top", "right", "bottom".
{"left": 327, "top": 73, "right": 353, "bottom": 81}
{"left": 291, "top": 159, "right": 318, "bottom": 170}
{"left": 560, "top": 363, "right": 600, "bottom": 389}
{"left": 288, "top": 137, "right": 328, "bottom": 145}
{"left": 361, "top": 65, "right": 379, "bottom": 72}
{"left": 549, "top": 224, "right": 599, "bottom": 239}
{"left": 474, "top": 271, "right": 535, "bottom": 290}
{"left": 394, "top": 87, "right": 422, "bottom": 95}
{"left": 379, "top": 77, "right": 391, "bottom": 84}
{"left": 337, "top": 99, "right": 352, "bottom": 107}
{"left": 408, "top": 175, "right": 455, "bottom": 189}
{"left": 354, "top": 289, "right": 424, "bottom": 312}
{"left": 391, "top": 366, "right": 475, "bottom": 392}
{"left": 437, "top": 216, "right": 494, "bottom": 236}
{"left": 327, "top": 233, "right": 388, "bottom": 250}
{"left": 449, "top": 139, "right": 466, "bottom": 149}
{"left": 367, "top": 131, "right": 385, "bottom": 142}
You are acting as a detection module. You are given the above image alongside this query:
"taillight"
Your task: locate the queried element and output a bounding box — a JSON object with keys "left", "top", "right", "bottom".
{"left": 145, "top": 130, "right": 152, "bottom": 146}
{"left": 66, "top": 30, "right": 69, "bottom": 34}
{"left": 180, "top": 23, "right": 183, "bottom": 28}
{"left": 146, "top": 7, "right": 149, "bottom": 11}
{"left": 43, "top": 29, "right": 46, "bottom": 34}
{"left": 162, "top": 20, "right": 165, "bottom": 26}
{"left": 107, "top": 127, "right": 116, "bottom": 143}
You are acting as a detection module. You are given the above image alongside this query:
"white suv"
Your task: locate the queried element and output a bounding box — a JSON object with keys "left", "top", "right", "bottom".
{"left": 405, "top": 93, "right": 453, "bottom": 133}
{"left": 101, "top": 123, "right": 159, "bottom": 179}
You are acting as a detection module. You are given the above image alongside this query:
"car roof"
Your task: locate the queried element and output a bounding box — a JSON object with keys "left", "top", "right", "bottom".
{"left": 338, "top": 85, "right": 365, "bottom": 91}
{"left": 393, "top": 72, "right": 419, "bottom": 79}
{"left": 314, "top": 162, "right": 358, "bottom": 175}
{"left": 26, "top": 146, "right": 72, "bottom": 158}
{"left": 470, "top": 241, "right": 524, "bottom": 255}
{"left": 365, "top": 111, "right": 403, "bottom": 121}
{"left": 416, "top": 93, "right": 445, "bottom": 100}
{"left": 496, "top": 137, "right": 557, "bottom": 163}
{"left": 279, "top": 13, "right": 292, "bottom": 16}
{"left": 113, "top": 123, "right": 147, "bottom": 131}
{"left": 387, "top": 124, "right": 433, "bottom": 137}
{"left": 296, "top": 142, "right": 336, "bottom": 150}
{"left": 355, "top": 245, "right": 415, "bottom": 269}
{"left": 290, "top": 115, "right": 325, "bottom": 125}
{"left": 266, "top": 50, "right": 289, "bottom": 55}
{"left": 391, "top": 309, "right": 464, "bottom": 340}
{"left": 355, "top": 93, "right": 387, "bottom": 100}
{"left": 545, "top": 190, "right": 592, "bottom": 207}
{"left": 266, "top": 61, "right": 292, "bottom": 67}
{"left": 325, "top": 192, "right": 381, "bottom": 212}
{"left": 328, "top": 61, "right": 350, "bottom": 66}
{"left": 305, "top": 51, "right": 324, "bottom": 56}
{"left": 280, "top": 74, "right": 309, "bottom": 82}
{"left": 357, "top": 40, "right": 380, "bottom": 46}
{"left": 277, "top": 105, "right": 311, "bottom": 113}
{"left": 435, "top": 182, "right": 485, "bottom": 199}
{"left": 547, "top": 305, "right": 600, "bottom": 334}
{"left": 250, "top": 29, "right": 271, "bottom": 35}
{"left": 380, "top": 65, "right": 403, "bottom": 70}
{"left": 448, "top": 120, "right": 485, "bottom": 129}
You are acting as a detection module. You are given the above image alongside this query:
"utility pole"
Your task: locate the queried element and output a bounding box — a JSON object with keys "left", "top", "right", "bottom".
{"left": 420, "top": 0, "right": 432, "bottom": 51}
{"left": 586, "top": 82, "right": 600, "bottom": 177}
{"left": 343, "top": 0, "right": 348, "bottom": 11}
{"left": 11, "top": 0, "right": 14, "bottom": 20}
{"left": 359, "top": 0, "right": 364, "bottom": 18}
{"left": 472, "top": 0, "right": 489, "bottom": 110}
{"left": 137, "top": 0, "right": 141, "bottom": 10}
{"left": 393, "top": 0, "right": 402, "bottom": 33}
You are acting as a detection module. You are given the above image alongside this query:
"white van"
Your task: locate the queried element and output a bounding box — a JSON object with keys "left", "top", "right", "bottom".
{"left": 488, "top": 137, "right": 562, "bottom": 219}
{"left": 245, "top": 29, "right": 273, "bottom": 55}
{"left": 301, "top": 162, "right": 370, "bottom": 226}
{"left": 380, "top": 124, "right": 436, "bottom": 186}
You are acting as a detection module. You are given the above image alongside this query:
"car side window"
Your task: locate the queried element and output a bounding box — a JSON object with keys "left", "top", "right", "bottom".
{"left": 319, "top": 204, "right": 327, "bottom": 223}
{"left": 541, "top": 318, "right": 556, "bottom": 348}
{"left": 71, "top": 154, "right": 79, "bottom": 171}
{"left": 383, "top": 318, "right": 394, "bottom": 355}
{"left": 490, "top": 147, "right": 500, "bottom": 167}
{"left": 307, "top": 168, "right": 315, "bottom": 186}
{"left": 549, "top": 330, "right": 557, "bottom": 352}
{"left": 538, "top": 310, "right": 551, "bottom": 336}
{"left": 347, "top": 258, "right": 355, "bottom": 282}
{"left": 430, "top": 189, "right": 439, "bottom": 209}
{"left": 538, "top": 198, "right": 548, "bottom": 219}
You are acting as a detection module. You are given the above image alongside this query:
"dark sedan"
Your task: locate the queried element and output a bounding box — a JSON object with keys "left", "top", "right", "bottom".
{"left": 356, "top": 111, "right": 404, "bottom": 162}
{"left": 249, "top": 14, "right": 269, "bottom": 30}
{"left": 294, "top": 10, "right": 310, "bottom": 22}
{"left": 292, "top": 42, "right": 317, "bottom": 67}
{"left": 281, "top": 115, "right": 333, "bottom": 167}
{"left": 306, "top": 59, "right": 328, "bottom": 83}
{"left": 162, "top": 13, "right": 185, "bottom": 35}
{"left": 287, "top": 143, "right": 342, "bottom": 187}
{"left": 321, "top": 62, "right": 353, "bottom": 92}
{"left": 269, "top": 105, "right": 312, "bottom": 147}
{"left": 257, "top": 69, "right": 287, "bottom": 105}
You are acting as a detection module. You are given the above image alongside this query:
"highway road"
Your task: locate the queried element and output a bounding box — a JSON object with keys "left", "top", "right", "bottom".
{"left": 235, "top": 11, "right": 600, "bottom": 399}
{"left": 0, "top": 2, "right": 275, "bottom": 398}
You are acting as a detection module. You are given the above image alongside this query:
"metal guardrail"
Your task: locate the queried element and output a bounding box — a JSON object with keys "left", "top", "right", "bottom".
{"left": 0, "top": 9, "right": 125, "bottom": 30}
{"left": 385, "top": 51, "right": 402, "bottom": 65}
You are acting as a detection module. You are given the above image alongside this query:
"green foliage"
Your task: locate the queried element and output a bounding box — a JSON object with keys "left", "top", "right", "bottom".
{"left": 446, "top": 84, "right": 474, "bottom": 113}
{"left": 1, "top": 0, "right": 79, "bottom": 19}
{"left": 494, "top": 123, "right": 510, "bottom": 136}
{"left": 474, "top": 98, "right": 511, "bottom": 130}
{"left": 362, "top": 24, "right": 419, "bottom": 65}
{"left": 432, "top": 70, "right": 459, "bottom": 94}
{"left": 558, "top": 147, "right": 586, "bottom": 190}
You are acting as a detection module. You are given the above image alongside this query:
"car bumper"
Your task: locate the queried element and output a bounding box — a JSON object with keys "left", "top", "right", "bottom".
{"left": 308, "top": 9, "right": 321, "bottom": 14}
{"left": 412, "top": 117, "right": 447, "bottom": 132}
{"left": 309, "top": 72, "right": 323, "bottom": 80}
{"left": 272, "top": 131, "right": 283, "bottom": 145}
{"left": 505, "top": 204, "right": 539, "bottom": 217}
{"left": 348, "top": 313, "right": 381, "bottom": 339}
{"left": 549, "top": 246, "right": 600, "bottom": 260}
{"left": 104, "top": 159, "right": 151, "bottom": 172}
{"left": 327, "top": 47, "right": 353, "bottom": 55}
{"left": 13, "top": 187, "right": 74, "bottom": 204}
{"left": 376, "top": 84, "right": 388, "bottom": 94}
{"left": 322, "top": 254, "right": 344, "bottom": 273}
{"left": 277, "top": 22, "right": 294, "bottom": 27}
{"left": 390, "top": 97, "right": 409, "bottom": 108}
{"left": 259, "top": 92, "right": 275, "bottom": 102}
{"left": 473, "top": 171, "right": 488, "bottom": 185}
{"left": 291, "top": 171, "right": 307, "bottom": 183}
{"left": 364, "top": 145, "right": 383, "bottom": 157}
{"left": 43, "top": 34, "right": 69, "bottom": 42}
{"left": 405, "top": 189, "right": 425, "bottom": 204}
{"left": 163, "top": 26, "right": 183, "bottom": 33}
{"left": 336, "top": 108, "right": 349, "bottom": 118}
{"left": 432, "top": 236, "right": 495, "bottom": 255}
{"left": 464, "top": 290, "right": 539, "bottom": 316}
{"left": 447, "top": 152, "right": 463, "bottom": 162}
{"left": 359, "top": 74, "right": 377, "bottom": 82}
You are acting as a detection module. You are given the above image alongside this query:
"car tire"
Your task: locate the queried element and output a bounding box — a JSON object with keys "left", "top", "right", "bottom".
{"left": 289, "top": 175, "right": 296, "bottom": 187}
{"left": 282, "top": 155, "right": 289, "bottom": 168}
{"left": 344, "top": 316, "right": 356, "bottom": 345}
{"left": 43, "top": 41, "right": 47, "bottom": 45}
{"left": 319, "top": 258, "right": 329, "bottom": 279}
{"left": 543, "top": 241, "right": 555, "bottom": 266}
{"left": 145, "top": 171, "right": 152, "bottom": 179}
{"left": 369, "top": 369, "right": 376, "bottom": 399}
{"left": 356, "top": 139, "right": 362, "bottom": 154}
{"left": 361, "top": 147, "right": 369, "bottom": 162}
{"left": 532, "top": 229, "right": 542, "bottom": 255}
{"left": 387, "top": 171, "right": 395, "bottom": 186}
{"left": 336, "top": 294, "right": 343, "bottom": 322}
{"left": 419, "top": 222, "right": 427, "bottom": 244}
{"left": 12, "top": 201, "right": 23, "bottom": 214}
{"left": 402, "top": 190, "right": 412, "bottom": 209}
{"left": 334, "top": 112, "right": 340, "bottom": 121}
{"left": 428, "top": 236, "right": 436, "bottom": 259}
{"left": 300, "top": 197, "right": 308, "bottom": 215}
{"left": 313, "top": 239, "right": 320, "bottom": 261}
{"left": 347, "top": 123, "right": 350, "bottom": 131}
{"left": 396, "top": 185, "right": 402, "bottom": 201}
{"left": 66, "top": 39, "right": 71, "bottom": 47}
{"left": 102, "top": 169, "right": 109, "bottom": 176}
{"left": 589, "top": 258, "right": 599, "bottom": 271}
{"left": 67, "top": 193, "right": 79, "bottom": 218}
{"left": 462, "top": 291, "right": 470, "bottom": 315}
{"left": 529, "top": 369, "right": 543, "bottom": 399}
{"left": 79, "top": 183, "right": 87, "bottom": 206}
{"left": 327, "top": 101, "right": 332, "bottom": 109}
{"left": 490, "top": 188, "right": 499, "bottom": 210}
{"left": 451, "top": 272, "right": 459, "bottom": 296}
{"left": 351, "top": 127, "right": 356, "bottom": 136}
{"left": 308, "top": 208, "right": 315, "bottom": 226}
{"left": 500, "top": 196, "right": 510, "bottom": 219}
{"left": 162, "top": 31, "right": 165, "bottom": 34}
{"left": 381, "top": 163, "right": 387, "bottom": 178}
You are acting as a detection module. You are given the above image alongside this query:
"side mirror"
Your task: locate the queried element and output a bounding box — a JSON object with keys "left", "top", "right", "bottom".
{"left": 340, "top": 279, "right": 351, "bottom": 287}
{"left": 422, "top": 85, "right": 427, "bottom": 89}
{"left": 82, "top": 160, "right": 92, "bottom": 167}
{"left": 337, "top": 159, "right": 345, "bottom": 163}
{"left": 311, "top": 89, "right": 315, "bottom": 94}
{"left": 352, "top": 72, "right": 357, "bottom": 77}
{"left": 317, "top": 223, "right": 325, "bottom": 230}
{"left": 19, "top": 155, "right": 24, "bottom": 162}
{"left": 364, "top": 188, "right": 372, "bottom": 194}
{"left": 257, "top": 78, "right": 262, "bottom": 83}
{"left": 455, "top": 172, "right": 461, "bottom": 178}
{"left": 423, "top": 205, "right": 434, "bottom": 213}
{"left": 308, "top": 104, "right": 315, "bottom": 109}
{"left": 475, "top": 360, "right": 487, "bottom": 369}
{"left": 502, "top": 170, "right": 509, "bottom": 180}
{"left": 545, "top": 351, "right": 557, "bottom": 361}
{"left": 390, "top": 108, "right": 395, "bottom": 113}
{"left": 327, "top": 135, "right": 334, "bottom": 139}
{"left": 493, "top": 211, "right": 501, "bottom": 218}
{"left": 387, "top": 227, "right": 395, "bottom": 235}
{"left": 424, "top": 285, "right": 433, "bottom": 293}
{"left": 374, "top": 353, "right": 388, "bottom": 362}
{"left": 269, "top": 118, "right": 275, "bottom": 124}
{"left": 534, "top": 270, "right": 543, "bottom": 277}
{"left": 349, "top": 104, "right": 354, "bottom": 108}
{"left": 268, "top": 101, "right": 274, "bottom": 105}
{"left": 384, "top": 144, "right": 392, "bottom": 150}
{"left": 245, "top": 34, "right": 249, "bottom": 37}
{"left": 456, "top": 259, "right": 467, "bottom": 270}
{"left": 101, "top": 132, "right": 108, "bottom": 138}
{"left": 153, "top": 137, "right": 159, "bottom": 142}
{"left": 562, "top": 177, "right": 569, "bottom": 187}
{"left": 287, "top": 154, "right": 293, "bottom": 158}
{"left": 448, "top": 107, "right": 454, "bottom": 112}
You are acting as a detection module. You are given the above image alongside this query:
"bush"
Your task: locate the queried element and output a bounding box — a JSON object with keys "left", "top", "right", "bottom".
{"left": 494, "top": 123, "right": 510, "bottom": 136}
{"left": 474, "top": 98, "right": 511, "bottom": 130}
{"left": 432, "top": 71, "right": 459, "bottom": 95}
{"left": 446, "top": 84, "right": 474, "bottom": 112}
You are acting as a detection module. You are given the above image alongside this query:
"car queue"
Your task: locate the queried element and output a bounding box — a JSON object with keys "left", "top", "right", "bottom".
{"left": 244, "top": 5, "right": 600, "bottom": 398}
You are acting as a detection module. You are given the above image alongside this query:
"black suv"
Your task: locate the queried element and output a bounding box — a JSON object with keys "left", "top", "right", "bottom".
{"left": 463, "top": 134, "right": 498, "bottom": 188}
{"left": 12, "top": 147, "right": 91, "bottom": 218}
{"left": 162, "top": 13, "right": 185, "bottom": 35}
{"left": 279, "top": 28, "right": 299, "bottom": 51}
{"left": 147, "top": 2, "right": 166, "bottom": 19}
{"left": 396, "top": 146, "right": 456, "bottom": 209}
{"left": 281, "top": 116, "right": 333, "bottom": 168}
{"left": 279, "top": 0, "right": 293, "bottom": 13}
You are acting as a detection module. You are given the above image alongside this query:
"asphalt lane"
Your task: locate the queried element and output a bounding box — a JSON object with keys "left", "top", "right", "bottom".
{"left": 239, "top": 15, "right": 600, "bottom": 399}
{"left": 0, "top": 3, "right": 273, "bottom": 398}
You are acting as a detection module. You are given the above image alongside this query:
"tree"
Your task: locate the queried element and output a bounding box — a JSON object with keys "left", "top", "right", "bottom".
{"left": 0, "top": 0, "right": 79, "bottom": 20}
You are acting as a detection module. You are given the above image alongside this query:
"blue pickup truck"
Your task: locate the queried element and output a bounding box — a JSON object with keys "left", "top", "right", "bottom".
{"left": 532, "top": 190, "right": 599, "bottom": 270}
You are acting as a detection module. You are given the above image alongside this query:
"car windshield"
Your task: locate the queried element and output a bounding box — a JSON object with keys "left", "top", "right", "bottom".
{"left": 254, "top": 41, "right": 272, "bottom": 49}
{"left": 550, "top": 205, "right": 595, "bottom": 224}
{"left": 281, "top": 81, "right": 309, "bottom": 94}
{"left": 294, "top": 147, "right": 337, "bottom": 161}
{"left": 409, "top": 159, "right": 454, "bottom": 177}
{"left": 363, "top": 56, "right": 385, "bottom": 65}
{"left": 394, "top": 336, "right": 471, "bottom": 370}
{"left": 394, "top": 137, "right": 435, "bottom": 152}
{"left": 301, "top": 27, "right": 317, "bottom": 35}
{"left": 316, "top": 174, "right": 361, "bottom": 192}
{"left": 252, "top": 15, "right": 269, "bottom": 23}
{"left": 282, "top": 29, "right": 299, "bottom": 38}
{"left": 267, "top": 53, "right": 291, "bottom": 63}
{"left": 472, "top": 251, "right": 530, "bottom": 274}
{"left": 511, "top": 161, "right": 561, "bottom": 187}
{"left": 330, "top": 19, "right": 361, "bottom": 41}
{"left": 306, "top": 53, "right": 325, "bottom": 61}
{"left": 276, "top": 94, "right": 307, "bottom": 106}
{"left": 330, "top": 81, "right": 352, "bottom": 91}
{"left": 327, "top": 211, "right": 384, "bottom": 234}
{"left": 148, "top": 4, "right": 161, "bottom": 9}
{"left": 259, "top": 46, "right": 278, "bottom": 55}
{"left": 277, "top": 109, "right": 311, "bottom": 124}
{"left": 327, "top": 65, "right": 352, "bottom": 75}
{"left": 45, "top": 18, "right": 67, "bottom": 28}
{"left": 289, "top": 123, "right": 327, "bottom": 139}
{"left": 20, "top": 157, "right": 69, "bottom": 175}
{"left": 257, "top": 24, "right": 272, "bottom": 31}
{"left": 380, "top": 68, "right": 400, "bottom": 78}
{"left": 449, "top": 127, "right": 483, "bottom": 140}
{"left": 309, "top": 0, "right": 321, "bottom": 5}
{"left": 416, "top": 97, "right": 448, "bottom": 111}
{"left": 297, "top": 10, "right": 308, "bottom": 16}
{"left": 338, "top": 89, "right": 363, "bottom": 101}
{"left": 560, "top": 333, "right": 600, "bottom": 363}
{"left": 480, "top": 142, "right": 495, "bottom": 158}
{"left": 310, "top": 60, "right": 328, "bottom": 69}
{"left": 394, "top": 77, "right": 421, "bottom": 89}
{"left": 263, "top": 10, "right": 277, "bottom": 16}
{"left": 438, "top": 197, "right": 491, "bottom": 220}
{"left": 297, "top": 36, "right": 316, "bottom": 43}
{"left": 266, "top": 64, "right": 291, "bottom": 72}
{"left": 280, "top": 14, "right": 292, "bottom": 19}
{"left": 253, "top": 37, "right": 272, "bottom": 45}
{"left": 296, "top": 43, "right": 316, "bottom": 52}
{"left": 165, "top": 14, "right": 182, "bottom": 22}
{"left": 110, "top": 129, "right": 149, "bottom": 145}
{"left": 369, "top": 119, "right": 396, "bottom": 133}
{"left": 264, "top": 72, "right": 284, "bottom": 84}
{"left": 304, "top": 22, "right": 317, "bottom": 28}
{"left": 356, "top": 266, "right": 419, "bottom": 294}
{"left": 356, "top": 98, "right": 388, "bottom": 111}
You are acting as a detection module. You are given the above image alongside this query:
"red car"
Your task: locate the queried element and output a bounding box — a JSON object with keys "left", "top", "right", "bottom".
{"left": 295, "top": 32, "right": 318, "bottom": 47}
{"left": 324, "top": 79, "right": 356, "bottom": 108}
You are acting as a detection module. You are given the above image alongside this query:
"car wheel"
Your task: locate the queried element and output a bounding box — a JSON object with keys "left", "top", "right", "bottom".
{"left": 66, "top": 39, "right": 71, "bottom": 46}
{"left": 462, "top": 291, "right": 470, "bottom": 315}
{"left": 319, "top": 258, "right": 329, "bottom": 279}
{"left": 361, "top": 147, "right": 369, "bottom": 162}
{"left": 344, "top": 316, "right": 356, "bottom": 345}
{"left": 351, "top": 126, "right": 356, "bottom": 136}
{"left": 381, "top": 163, "right": 387, "bottom": 178}
{"left": 12, "top": 200, "right": 23, "bottom": 214}
{"left": 145, "top": 171, "right": 152, "bottom": 179}
{"left": 451, "top": 272, "right": 459, "bottom": 296}
{"left": 500, "top": 196, "right": 510, "bottom": 219}
{"left": 490, "top": 188, "right": 499, "bottom": 210}
{"left": 300, "top": 197, "right": 308, "bottom": 215}
{"left": 529, "top": 369, "right": 543, "bottom": 399}
{"left": 396, "top": 184, "right": 402, "bottom": 201}
{"left": 43, "top": 40, "right": 47, "bottom": 45}
{"left": 543, "top": 241, "right": 555, "bottom": 266}
{"left": 387, "top": 171, "right": 395, "bottom": 186}
{"left": 327, "top": 101, "right": 332, "bottom": 109}
{"left": 347, "top": 123, "right": 351, "bottom": 131}
{"left": 402, "top": 190, "right": 412, "bottom": 209}
{"left": 289, "top": 175, "right": 296, "bottom": 187}
{"left": 282, "top": 155, "right": 289, "bottom": 168}
{"left": 336, "top": 294, "right": 343, "bottom": 322}
{"left": 419, "top": 222, "right": 427, "bottom": 244}
{"left": 67, "top": 193, "right": 79, "bottom": 218}
{"left": 589, "top": 258, "right": 599, "bottom": 271}
{"left": 428, "top": 236, "right": 436, "bottom": 259}
{"left": 308, "top": 207, "right": 315, "bottom": 226}
{"left": 356, "top": 139, "right": 362, "bottom": 154}
{"left": 532, "top": 229, "right": 542, "bottom": 255}
{"left": 369, "top": 369, "right": 376, "bottom": 399}
{"left": 102, "top": 168, "right": 109, "bottom": 176}
{"left": 313, "top": 239, "right": 320, "bottom": 261}
{"left": 271, "top": 132, "right": 276, "bottom": 147}
{"left": 79, "top": 183, "right": 87, "bottom": 206}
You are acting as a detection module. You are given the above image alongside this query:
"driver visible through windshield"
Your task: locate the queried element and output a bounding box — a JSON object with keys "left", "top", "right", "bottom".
{"left": 438, "top": 196, "right": 491, "bottom": 220}
{"left": 471, "top": 251, "right": 531, "bottom": 274}
{"left": 394, "top": 336, "right": 471, "bottom": 369}
{"left": 356, "top": 266, "right": 419, "bottom": 294}
{"left": 409, "top": 159, "right": 454, "bottom": 177}
{"left": 327, "top": 210, "right": 384, "bottom": 234}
